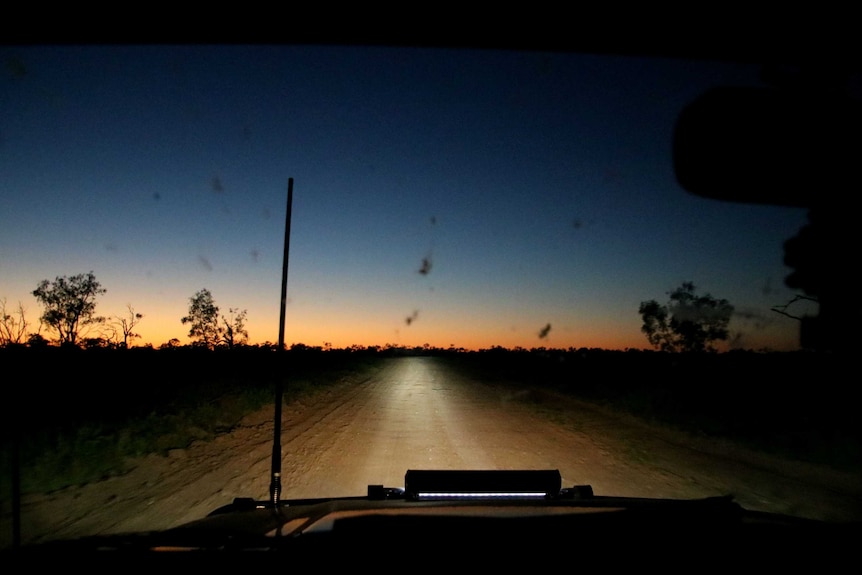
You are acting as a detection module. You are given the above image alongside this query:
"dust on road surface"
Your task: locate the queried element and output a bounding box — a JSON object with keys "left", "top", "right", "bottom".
{"left": 4, "top": 356, "right": 861, "bottom": 548}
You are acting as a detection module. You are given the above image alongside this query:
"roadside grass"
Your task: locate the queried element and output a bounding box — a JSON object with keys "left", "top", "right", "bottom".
{"left": 502, "top": 382, "right": 861, "bottom": 473}
{"left": 2, "top": 348, "right": 857, "bottom": 499}
{"left": 0, "top": 350, "right": 382, "bottom": 497}
{"left": 444, "top": 350, "right": 861, "bottom": 474}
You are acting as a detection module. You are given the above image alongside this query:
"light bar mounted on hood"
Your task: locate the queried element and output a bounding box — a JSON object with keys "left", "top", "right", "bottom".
{"left": 403, "top": 469, "right": 564, "bottom": 500}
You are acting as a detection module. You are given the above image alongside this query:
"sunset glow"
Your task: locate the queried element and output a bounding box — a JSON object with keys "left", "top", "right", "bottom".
{"left": 0, "top": 45, "right": 809, "bottom": 352}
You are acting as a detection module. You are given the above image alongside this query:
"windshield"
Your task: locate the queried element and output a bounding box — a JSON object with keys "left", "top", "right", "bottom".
{"left": 1, "top": 42, "right": 859, "bottom": 549}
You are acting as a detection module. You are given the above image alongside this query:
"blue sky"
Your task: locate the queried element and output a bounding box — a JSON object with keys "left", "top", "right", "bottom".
{"left": 0, "top": 44, "right": 812, "bottom": 350}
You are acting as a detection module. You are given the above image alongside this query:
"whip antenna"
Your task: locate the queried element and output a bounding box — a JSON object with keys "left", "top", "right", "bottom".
{"left": 271, "top": 177, "right": 293, "bottom": 508}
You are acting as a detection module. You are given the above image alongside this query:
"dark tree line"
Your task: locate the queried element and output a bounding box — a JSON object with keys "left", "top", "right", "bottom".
{"left": 3, "top": 273, "right": 803, "bottom": 355}
{"left": 2, "top": 273, "right": 247, "bottom": 350}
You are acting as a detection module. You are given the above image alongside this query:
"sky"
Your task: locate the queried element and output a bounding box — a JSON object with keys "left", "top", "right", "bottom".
{"left": 0, "top": 44, "right": 814, "bottom": 351}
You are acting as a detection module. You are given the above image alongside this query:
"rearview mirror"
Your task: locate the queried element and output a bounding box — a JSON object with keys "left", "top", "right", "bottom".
{"left": 673, "top": 85, "right": 860, "bottom": 208}
{"left": 673, "top": 84, "right": 861, "bottom": 353}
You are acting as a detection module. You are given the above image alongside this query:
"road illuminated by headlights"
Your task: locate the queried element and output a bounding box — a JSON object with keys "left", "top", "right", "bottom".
{"left": 272, "top": 356, "right": 860, "bottom": 523}
{"left": 8, "top": 355, "right": 860, "bottom": 549}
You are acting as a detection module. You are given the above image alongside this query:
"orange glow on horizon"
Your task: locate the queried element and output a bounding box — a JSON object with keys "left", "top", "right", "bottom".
{"left": 83, "top": 295, "right": 803, "bottom": 353}
{"left": 123, "top": 317, "right": 801, "bottom": 353}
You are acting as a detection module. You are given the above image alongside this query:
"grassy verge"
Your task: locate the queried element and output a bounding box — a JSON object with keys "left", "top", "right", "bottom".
{"left": 443, "top": 350, "right": 861, "bottom": 473}
{"left": 1, "top": 348, "right": 382, "bottom": 496}
{"left": 3, "top": 348, "right": 858, "bottom": 500}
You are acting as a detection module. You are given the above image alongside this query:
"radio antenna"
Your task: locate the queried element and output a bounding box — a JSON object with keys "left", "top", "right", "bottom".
{"left": 270, "top": 177, "right": 293, "bottom": 508}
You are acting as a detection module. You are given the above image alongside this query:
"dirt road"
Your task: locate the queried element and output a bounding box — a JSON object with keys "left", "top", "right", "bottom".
{"left": 4, "top": 356, "right": 861, "bottom": 548}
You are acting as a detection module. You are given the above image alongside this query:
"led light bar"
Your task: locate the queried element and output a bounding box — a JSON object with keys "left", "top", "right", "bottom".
{"left": 404, "top": 470, "right": 562, "bottom": 500}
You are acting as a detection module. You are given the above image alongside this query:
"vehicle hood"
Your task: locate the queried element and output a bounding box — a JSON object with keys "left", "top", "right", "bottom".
{"left": 9, "top": 469, "right": 860, "bottom": 566}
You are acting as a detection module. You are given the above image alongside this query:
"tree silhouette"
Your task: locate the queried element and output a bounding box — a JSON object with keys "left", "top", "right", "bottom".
{"left": 0, "top": 298, "right": 29, "bottom": 346}
{"left": 181, "top": 289, "right": 220, "bottom": 348}
{"left": 782, "top": 208, "right": 858, "bottom": 352}
{"left": 639, "top": 281, "right": 733, "bottom": 353}
{"left": 771, "top": 294, "right": 818, "bottom": 321}
{"left": 32, "top": 271, "right": 106, "bottom": 346}
{"left": 220, "top": 307, "right": 248, "bottom": 349}
{"left": 113, "top": 304, "right": 143, "bottom": 348}
{"left": 27, "top": 333, "right": 49, "bottom": 348}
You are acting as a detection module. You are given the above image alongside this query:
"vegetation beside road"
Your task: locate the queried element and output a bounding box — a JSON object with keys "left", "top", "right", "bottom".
{"left": 1, "top": 345, "right": 857, "bottom": 499}
{"left": 450, "top": 348, "right": 859, "bottom": 473}
{"left": 0, "top": 345, "right": 382, "bottom": 495}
